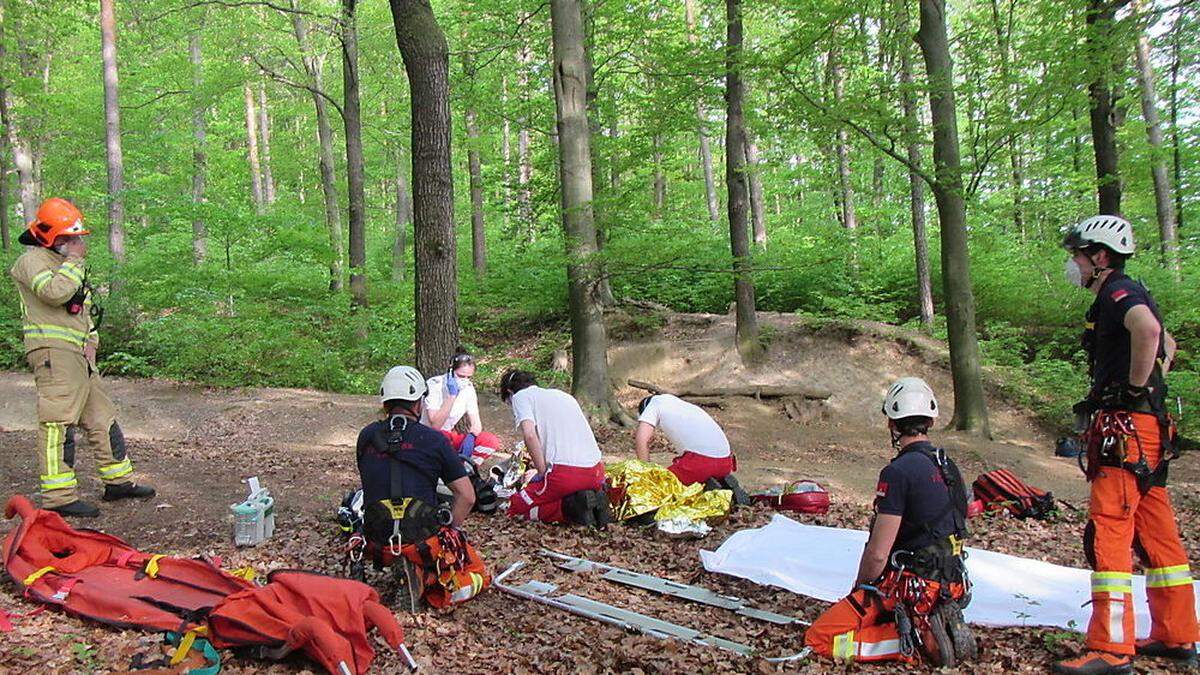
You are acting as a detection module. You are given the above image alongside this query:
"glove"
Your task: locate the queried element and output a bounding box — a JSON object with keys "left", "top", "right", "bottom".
{"left": 459, "top": 433, "right": 477, "bottom": 458}
{"left": 445, "top": 372, "right": 461, "bottom": 396}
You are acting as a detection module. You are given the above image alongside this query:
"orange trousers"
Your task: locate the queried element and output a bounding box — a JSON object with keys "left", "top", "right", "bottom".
{"left": 805, "top": 587, "right": 913, "bottom": 662}
{"left": 1086, "top": 411, "right": 1198, "bottom": 655}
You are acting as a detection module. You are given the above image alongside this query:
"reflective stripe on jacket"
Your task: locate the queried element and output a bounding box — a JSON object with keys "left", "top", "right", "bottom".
{"left": 10, "top": 246, "right": 95, "bottom": 353}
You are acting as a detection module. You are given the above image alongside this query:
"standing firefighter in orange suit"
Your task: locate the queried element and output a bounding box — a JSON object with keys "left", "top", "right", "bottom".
{"left": 10, "top": 198, "right": 155, "bottom": 518}
{"left": 1054, "top": 216, "right": 1197, "bottom": 675}
{"left": 805, "top": 377, "right": 976, "bottom": 668}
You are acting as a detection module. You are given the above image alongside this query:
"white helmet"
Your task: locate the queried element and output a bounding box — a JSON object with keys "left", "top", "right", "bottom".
{"left": 380, "top": 366, "right": 427, "bottom": 403}
{"left": 882, "top": 377, "right": 939, "bottom": 420}
{"left": 1061, "top": 215, "right": 1135, "bottom": 256}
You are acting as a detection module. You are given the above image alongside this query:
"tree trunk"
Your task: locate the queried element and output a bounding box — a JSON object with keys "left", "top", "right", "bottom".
{"left": 342, "top": 0, "right": 368, "bottom": 308}
{"left": 989, "top": 0, "right": 1025, "bottom": 237}
{"left": 290, "top": 6, "right": 344, "bottom": 291}
{"left": 898, "top": 0, "right": 934, "bottom": 327}
{"left": 0, "top": 3, "right": 9, "bottom": 250}
{"left": 550, "top": 0, "right": 624, "bottom": 423}
{"left": 1131, "top": 1, "right": 1179, "bottom": 278}
{"left": 582, "top": 0, "right": 615, "bottom": 305}
{"left": 1169, "top": 14, "right": 1182, "bottom": 231}
{"left": 684, "top": 0, "right": 720, "bottom": 224}
{"left": 190, "top": 29, "right": 207, "bottom": 264}
{"left": 745, "top": 135, "right": 766, "bottom": 247}
{"left": 0, "top": 126, "right": 7, "bottom": 250}
{"left": 257, "top": 83, "right": 276, "bottom": 204}
{"left": 517, "top": 40, "right": 534, "bottom": 241}
{"left": 1086, "top": 0, "right": 1123, "bottom": 215}
{"left": 725, "top": 0, "right": 761, "bottom": 363}
{"left": 465, "top": 97, "right": 486, "bottom": 277}
{"left": 872, "top": 22, "right": 886, "bottom": 211}
{"left": 393, "top": 153, "right": 412, "bottom": 282}
{"left": 389, "top": 0, "right": 459, "bottom": 377}
{"left": 243, "top": 81, "right": 264, "bottom": 213}
{"left": 100, "top": 0, "right": 127, "bottom": 263}
{"left": 609, "top": 118, "right": 621, "bottom": 188}
{"left": 501, "top": 75, "right": 511, "bottom": 229}
{"left": 653, "top": 134, "right": 666, "bottom": 216}
{"left": 917, "top": 0, "right": 990, "bottom": 436}
{"left": 829, "top": 46, "right": 858, "bottom": 231}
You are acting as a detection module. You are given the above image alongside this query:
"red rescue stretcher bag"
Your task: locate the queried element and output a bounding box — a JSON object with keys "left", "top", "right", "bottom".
{"left": 751, "top": 480, "right": 830, "bottom": 514}
{"left": 971, "top": 469, "right": 1056, "bottom": 520}
{"left": 4, "top": 495, "right": 407, "bottom": 675}
{"left": 207, "top": 569, "right": 405, "bottom": 675}
{"left": 3, "top": 495, "right": 251, "bottom": 632}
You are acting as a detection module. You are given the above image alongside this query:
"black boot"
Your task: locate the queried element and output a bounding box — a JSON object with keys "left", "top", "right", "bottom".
{"left": 562, "top": 490, "right": 598, "bottom": 529}
{"left": 103, "top": 482, "right": 156, "bottom": 502}
{"left": 50, "top": 500, "right": 100, "bottom": 518}
{"left": 720, "top": 474, "right": 752, "bottom": 507}
{"left": 1136, "top": 640, "right": 1197, "bottom": 665}
{"left": 592, "top": 491, "right": 613, "bottom": 529}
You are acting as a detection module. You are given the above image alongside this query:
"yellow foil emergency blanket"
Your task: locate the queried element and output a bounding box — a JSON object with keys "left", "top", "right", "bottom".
{"left": 606, "top": 460, "right": 732, "bottom": 522}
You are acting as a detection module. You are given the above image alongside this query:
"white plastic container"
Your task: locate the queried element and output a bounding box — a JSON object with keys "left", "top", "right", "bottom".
{"left": 231, "top": 477, "right": 275, "bottom": 546}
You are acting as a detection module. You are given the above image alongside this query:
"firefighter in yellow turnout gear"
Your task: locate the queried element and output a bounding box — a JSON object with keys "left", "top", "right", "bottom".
{"left": 10, "top": 198, "right": 155, "bottom": 517}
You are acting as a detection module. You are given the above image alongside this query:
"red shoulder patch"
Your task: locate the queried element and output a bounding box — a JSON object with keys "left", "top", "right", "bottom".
{"left": 875, "top": 481, "right": 888, "bottom": 498}
{"left": 1111, "top": 289, "right": 1130, "bottom": 303}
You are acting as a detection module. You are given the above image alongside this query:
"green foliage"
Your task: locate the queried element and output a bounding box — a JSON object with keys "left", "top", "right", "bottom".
{"left": 0, "top": 0, "right": 1198, "bottom": 448}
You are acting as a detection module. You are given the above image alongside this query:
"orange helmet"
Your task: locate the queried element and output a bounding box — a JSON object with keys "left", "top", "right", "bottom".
{"left": 19, "top": 198, "right": 89, "bottom": 247}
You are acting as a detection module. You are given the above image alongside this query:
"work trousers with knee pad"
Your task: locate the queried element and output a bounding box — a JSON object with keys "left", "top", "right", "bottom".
{"left": 805, "top": 587, "right": 912, "bottom": 663}
{"left": 1085, "top": 411, "right": 1198, "bottom": 655}
{"left": 27, "top": 348, "right": 136, "bottom": 507}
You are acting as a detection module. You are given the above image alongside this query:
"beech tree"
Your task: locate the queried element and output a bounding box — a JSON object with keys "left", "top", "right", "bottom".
{"left": 725, "top": 0, "right": 761, "bottom": 363}
{"left": 916, "top": 0, "right": 990, "bottom": 435}
{"left": 550, "top": 0, "right": 627, "bottom": 423}
{"left": 100, "top": 0, "right": 127, "bottom": 263}
{"left": 389, "top": 0, "right": 460, "bottom": 376}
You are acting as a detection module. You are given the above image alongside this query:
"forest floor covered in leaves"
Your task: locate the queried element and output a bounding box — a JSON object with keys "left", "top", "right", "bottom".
{"left": 0, "top": 316, "right": 1198, "bottom": 673}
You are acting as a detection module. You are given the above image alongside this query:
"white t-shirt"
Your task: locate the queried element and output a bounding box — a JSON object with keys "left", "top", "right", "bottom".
{"left": 638, "top": 394, "right": 731, "bottom": 458}
{"left": 420, "top": 373, "right": 479, "bottom": 432}
{"left": 510, "top": 386, "right": 601, "bottom": 468}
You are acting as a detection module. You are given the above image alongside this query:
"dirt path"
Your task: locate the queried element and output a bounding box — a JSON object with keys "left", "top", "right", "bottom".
{"left": 0, "top": 312, "right": 1090, "bottom": 506}
{"left": 1, "top": 315, "right": 1195, "bottom": 673}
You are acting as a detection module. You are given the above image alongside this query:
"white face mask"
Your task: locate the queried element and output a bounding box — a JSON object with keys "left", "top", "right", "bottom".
{"left": 1064, "top": 258, "right": 1084, "bottom": 287}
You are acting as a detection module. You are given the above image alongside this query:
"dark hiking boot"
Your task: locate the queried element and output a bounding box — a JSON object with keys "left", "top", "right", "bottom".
{"left": 720, "top": 474, "right": 752, "bottom": 507}
{"left": 592, "top": 491, "right": 613, "bottom": 529}
{"left": 50, "top": 500, "right": 100, "bottom": 518}
{"left": 103, "top": 482, "right": 156, "bottom": 502}
{"left": 1136, "top": 640, "right": 1197, "bottom": 665}
{"left": 562, "top": 490, "right": 598, "bottom": 529}
{"left": 1053, "top": 651, "right": 1134, "bottom": 675}
{"left": 937, "top": 600, "right": 977, "bottom": 662}
{"left": 917, "top": 607, "right": 956, "bottom": 668}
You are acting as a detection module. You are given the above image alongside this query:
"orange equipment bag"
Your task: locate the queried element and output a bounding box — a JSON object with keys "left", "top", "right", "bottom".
{"left": 401, "top": 527, "right": 490, "bottom": 609}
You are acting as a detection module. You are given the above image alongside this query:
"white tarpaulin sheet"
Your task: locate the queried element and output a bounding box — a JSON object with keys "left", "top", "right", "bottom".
{"left": 700, "top": 514, "right": 1200, "bottom": 636}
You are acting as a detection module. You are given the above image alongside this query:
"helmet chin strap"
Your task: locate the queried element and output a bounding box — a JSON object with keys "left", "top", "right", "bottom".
{"left": 1082, "top": 251, "right": 1107, "bottom": 289}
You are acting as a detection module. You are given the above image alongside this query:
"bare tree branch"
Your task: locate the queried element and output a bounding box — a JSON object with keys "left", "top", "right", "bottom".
{"left": 120, "top": 89, "right": 189, "bottom": 110}
{"left": 251, "top": 55, "right": 344, "bottom": 120}
{"left": 777, "top": 68, "right": 938, "bottom": 188}
{"left": 144, "top": 0, "right": 335, "bottom": 24}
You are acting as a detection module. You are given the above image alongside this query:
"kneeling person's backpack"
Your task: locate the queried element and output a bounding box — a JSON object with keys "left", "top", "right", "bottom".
{"left": 402, "top": 527, "right": 490, "bottom": 608}
{"left": 972, "top": 469, "right": 1056, "bottom": 520}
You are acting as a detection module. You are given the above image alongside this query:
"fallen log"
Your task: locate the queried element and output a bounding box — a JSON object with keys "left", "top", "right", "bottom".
{"left": 628, "top": 379, "right": 831, "bottom": 401}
